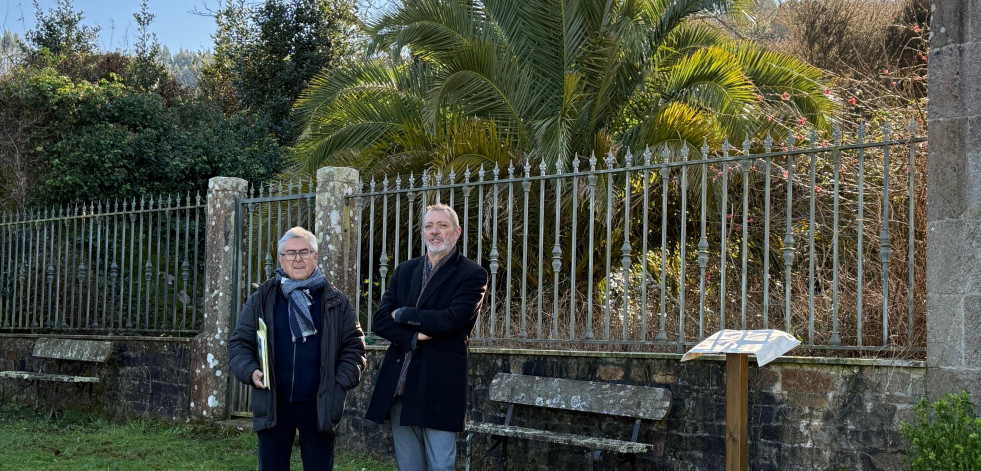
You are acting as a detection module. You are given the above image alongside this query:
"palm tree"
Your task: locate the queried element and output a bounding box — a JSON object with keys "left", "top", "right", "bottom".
{"left": 293, "top": 0, "right": 836, "bottom": 177}
{"left": 292, "top": 0, "right": 841, "bottom": 343}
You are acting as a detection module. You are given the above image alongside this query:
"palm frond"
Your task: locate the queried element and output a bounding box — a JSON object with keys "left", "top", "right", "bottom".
{"left": 722, "top": 41, "right": 838, "bottom": 130}
{"left": 368, "top": 0, "right": 492, "bottom": 57}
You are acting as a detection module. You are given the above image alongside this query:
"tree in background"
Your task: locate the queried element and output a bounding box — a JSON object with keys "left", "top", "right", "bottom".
{"left": 202, "top": 0, "right": 357, "bottom": 145}
{"left": 159, "top": 46, "right": 211, "bottom": 89}
{"left": 0, "top": 30, "right": 23, "bottom": 74}
{"left": 24, "top": 0, "right": 99, "bottom": 57}
{"left": 0, "top": 0, "right": 287, "bottom": 210}
{"left": 198, "top": 0, "right": 250, "bottom": 114}
{"left": 129, "top": 0, "right": 168, "bottom": 93}
{"left": 293, "top": 0, "right": 836, "bottom": 177}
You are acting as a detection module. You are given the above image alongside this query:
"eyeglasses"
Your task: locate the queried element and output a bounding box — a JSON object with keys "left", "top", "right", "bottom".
{"left": 279, "top": 249, "right": 315, "bottom": 261}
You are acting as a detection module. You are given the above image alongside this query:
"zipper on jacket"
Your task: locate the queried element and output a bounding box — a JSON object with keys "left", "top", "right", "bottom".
{"left": 289, "top": 343, "right": 297, "bottom": 402}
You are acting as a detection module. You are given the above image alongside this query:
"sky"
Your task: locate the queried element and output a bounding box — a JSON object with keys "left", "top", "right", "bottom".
{"left": 1, "top": 0, "right": 218, "bottom": 52}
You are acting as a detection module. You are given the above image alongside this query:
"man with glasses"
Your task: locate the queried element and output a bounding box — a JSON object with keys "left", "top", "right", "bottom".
{"left": 366, "top": 204, "right": 488, "bottom": 470}
{"left": 229, "top": 226, "right": 366, "bottom": 470}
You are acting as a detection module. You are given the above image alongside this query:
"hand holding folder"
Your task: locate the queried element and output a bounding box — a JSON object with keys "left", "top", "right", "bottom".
{"left": 256, "top": 318, "right": 270, "bottom": 389}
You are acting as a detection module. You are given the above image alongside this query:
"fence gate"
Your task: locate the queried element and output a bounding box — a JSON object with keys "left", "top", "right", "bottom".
{"left": 228, "top": 182, "right": 316, "bottom": 418}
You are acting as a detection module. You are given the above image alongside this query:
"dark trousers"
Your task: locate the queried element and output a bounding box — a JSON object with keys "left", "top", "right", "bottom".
{"left": 258, "top": 400, "right": 335, "bottom": 470}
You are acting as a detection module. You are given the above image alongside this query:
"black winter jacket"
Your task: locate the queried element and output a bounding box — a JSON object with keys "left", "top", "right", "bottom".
{"left": 229, "top": 279, "right": 366, "bottom": 434}
{"left": 365, "top": 249, "right": 488, "bottom": 432}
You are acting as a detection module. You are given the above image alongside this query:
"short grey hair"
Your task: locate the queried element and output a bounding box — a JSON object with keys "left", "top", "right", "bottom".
{"left": 424, "top": 203, "right": 460, "bottom": 229}
{"left": 278, "top": 226, "right": 318, "bottom": 254}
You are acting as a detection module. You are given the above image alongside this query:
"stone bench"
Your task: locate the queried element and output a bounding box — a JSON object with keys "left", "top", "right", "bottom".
{"left": 465, "top": 372, "right": 672, "bottom": 469}
{"left": 0, "top": 338, "right": 113, "bottom": 417}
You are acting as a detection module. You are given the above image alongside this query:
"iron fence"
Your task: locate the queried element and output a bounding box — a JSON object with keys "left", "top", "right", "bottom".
{"left": 351, "top": 122, "right": 927, "bottom": 354}
{"left": 0, "top": 195, "right": 206, "bottom": 334}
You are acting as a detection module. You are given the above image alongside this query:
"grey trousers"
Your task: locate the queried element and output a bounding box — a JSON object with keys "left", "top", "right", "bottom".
{"left": 390, "top": 398, "right": 458, "bottom": 471}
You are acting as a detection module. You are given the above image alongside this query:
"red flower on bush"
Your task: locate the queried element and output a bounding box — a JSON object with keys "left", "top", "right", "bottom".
{"left": 781, "top": 92, "right": 791, "bottom": 101}
{"left": 823, "top": 89, "right": 831, "bottom": 95}
{"left": 798, "top": 117, "right": 807, "bottom": 125}
{"left": 848, "top": 98, "right": 857, "bottom": 105}
{"left": 883, "top": 69, "right": 890, "bottom": 75}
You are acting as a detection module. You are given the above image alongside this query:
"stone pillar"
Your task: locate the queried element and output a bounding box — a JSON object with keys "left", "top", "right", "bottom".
{"left": 315, "top": 167, "right": 361, "bottom": 303}
{"left": 190, "top": 176, "right": 248, "bottom": 420}
{"left": 926, "top": 0, "right": 981, "bottom": 404}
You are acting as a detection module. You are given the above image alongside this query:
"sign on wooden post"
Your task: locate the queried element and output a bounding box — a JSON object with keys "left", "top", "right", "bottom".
{"left": 681, "top": 330, "right": 801, "bottom": 471}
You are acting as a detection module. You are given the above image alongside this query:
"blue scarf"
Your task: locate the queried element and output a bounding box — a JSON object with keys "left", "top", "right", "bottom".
{"left": 275, "top": 267, "right": 326, "bottom": 342}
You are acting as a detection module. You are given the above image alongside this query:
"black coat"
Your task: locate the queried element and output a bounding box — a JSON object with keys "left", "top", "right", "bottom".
{"left": 365, "top": 249, "right": 488, "bottom": 432}
{"left": 229, "top": 279, "right": 366, "bottom": 434}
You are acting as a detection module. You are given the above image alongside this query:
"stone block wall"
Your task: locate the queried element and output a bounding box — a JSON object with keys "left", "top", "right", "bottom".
{"left": 337, "top": 347, "right": 925, "bottom": 471}
{"left": 0, "top": 334, "right": 192, "bottom": 421}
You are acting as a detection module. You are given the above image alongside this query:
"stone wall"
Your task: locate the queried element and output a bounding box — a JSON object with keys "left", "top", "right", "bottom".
{"left": 338, "top": 347, "right": 925, "bottom": 471}
{"left": 0, "top": 334, "right": 192, "bottom": 421}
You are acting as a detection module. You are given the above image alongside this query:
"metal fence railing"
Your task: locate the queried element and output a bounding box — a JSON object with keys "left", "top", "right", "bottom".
{"left": 0, "top": 195, "right": 206, "bottom": 334}
{"left": 350, "top": 122, "right": 927, "bottom": 355}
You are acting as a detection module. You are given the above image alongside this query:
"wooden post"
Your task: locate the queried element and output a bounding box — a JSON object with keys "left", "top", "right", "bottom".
{"left": 726, "top": 353, "right": 748, "bottom": 471}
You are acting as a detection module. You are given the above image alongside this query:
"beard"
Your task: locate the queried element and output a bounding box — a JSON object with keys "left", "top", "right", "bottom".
{"left": 426, "top": 236, "right": 456, "bottom": 255}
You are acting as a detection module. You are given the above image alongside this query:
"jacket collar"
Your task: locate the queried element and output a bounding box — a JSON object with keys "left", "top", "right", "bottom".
{"left": 415, "top": 245, "right": 460, "bottom": 307}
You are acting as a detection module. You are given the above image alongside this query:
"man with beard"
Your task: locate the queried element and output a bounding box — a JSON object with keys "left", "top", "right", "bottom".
{"left": 365, "top": 203, "right": 488, "bottom": 470}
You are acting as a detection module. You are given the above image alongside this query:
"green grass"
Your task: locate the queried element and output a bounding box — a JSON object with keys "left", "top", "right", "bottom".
{"left": 0, "top": 406, "right": 396, "bottom": 470}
